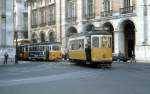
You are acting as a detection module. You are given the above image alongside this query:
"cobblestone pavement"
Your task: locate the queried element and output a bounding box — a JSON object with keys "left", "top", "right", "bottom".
{"left": 0, "top": 61, "right": 150, "bottom": 94}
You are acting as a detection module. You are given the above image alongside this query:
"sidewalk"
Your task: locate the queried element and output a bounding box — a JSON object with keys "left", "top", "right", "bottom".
{"left": 0, "top": 58, "right": 15, "bottom": 65}
{"left": 0, "top": 60, "right": 31, "bottom": 65}
{"left": 113, "top": 60, "right": 150, "bottom": 64}
{"left": 136, "top": 60, "right": 150, "bottom": 64}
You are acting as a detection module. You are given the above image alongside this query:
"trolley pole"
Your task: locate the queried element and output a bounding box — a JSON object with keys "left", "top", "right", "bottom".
{"left": 15, "top": 31, "right": 18, "bottom": 64}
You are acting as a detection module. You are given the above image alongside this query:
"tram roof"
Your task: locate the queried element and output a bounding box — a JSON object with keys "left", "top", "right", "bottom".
{"left": 30, "top": 42, "right": 61, "bottom": 46}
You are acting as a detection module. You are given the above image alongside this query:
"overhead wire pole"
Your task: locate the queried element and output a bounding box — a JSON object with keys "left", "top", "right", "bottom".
{"left": 14, "top": 0, "right": 18, "bottom": 64}
{"left": 143, "top": 0, "right": 148, "bottom": 45}
{"left": 15, "top": 32, "right": 18, "bottom": 64}
{"left": 142, "top": 0, "right": 150, "bottom": 61}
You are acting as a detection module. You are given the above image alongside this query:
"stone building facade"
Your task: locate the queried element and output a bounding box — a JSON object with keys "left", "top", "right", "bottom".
{"left": 28, "top": 0, "right": 150, "bottom": 62}
{"left": 0, "top": 0, "right": 14, "bottom": 46}
{"left": 27, "top": 0, "right": 61, "bottom": 43}
{"left": 61, "top": 0, "right": 150, "bottom": 61}
{"left": 0, "top": 0, "right": 15, "bottom": 59}
{"left": 14, "top": 0, "right": 28, "bottom": 39}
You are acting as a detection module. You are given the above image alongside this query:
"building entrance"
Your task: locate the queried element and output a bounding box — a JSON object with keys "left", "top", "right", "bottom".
{"left": 122, "top": 20, "right": 135, "bottom": 58}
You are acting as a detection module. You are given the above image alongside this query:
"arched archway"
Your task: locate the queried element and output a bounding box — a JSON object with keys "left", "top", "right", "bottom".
{"left": 40, "top": 32, "right": 45, "bottom": 43}
{"left": 49, "top": 32, "right": 55, "bottom": 43}
{"left": 86, "top": 24, "right": 94, "bottom": 31}
{"left": 67, "top": 27, "right": 78, "bottom": 37}
{"left": 31, "top": 33, "right": 38, "bottom": 43}
{"left": 66, "top": 27, "right": 78, "bottom": 48}
{"left": 120, "top": 20, "right": 135, "bottom": 58}
{"left": 102, "top": 22, "right": 114, "bottom": 52}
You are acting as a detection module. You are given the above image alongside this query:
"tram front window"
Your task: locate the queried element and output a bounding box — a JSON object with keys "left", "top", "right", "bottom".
{"left": 92, "top": 37, "right": 99, "bottom": 48}
{"left": 100, "top": 36, "right": 112, "bottom": 48}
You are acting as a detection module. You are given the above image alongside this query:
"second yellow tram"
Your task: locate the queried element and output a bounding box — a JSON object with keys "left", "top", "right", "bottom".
{"left": 28, "top": 43, "right": 63, "bottom": 61}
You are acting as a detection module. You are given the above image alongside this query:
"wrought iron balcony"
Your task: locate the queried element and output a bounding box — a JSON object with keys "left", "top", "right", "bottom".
{"left": 1, "top": 14, "right": 6, "bottom": 18}
{"left": 84, "top": 13, "right": 95, "bottom": 19}
{"left": 120, "top": 6, "right": 134, "bottom": 14}
{"left": 101, "top": 10, "right": 113, "bottom": 17}
{"left": 48, "top": 20, "right": 56, "bottom": 25}
{"left": 31, "top": 24, "right": 38, "bottom": 28}
{"left": 40, "top": 22, "right": 46, "bottom": 27}
{"left": 66, "top": 16, "right": 77, "bottom": 22}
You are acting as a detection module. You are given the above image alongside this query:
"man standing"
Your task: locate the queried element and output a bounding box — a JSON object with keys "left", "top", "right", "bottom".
{"left": 4, "top": 52, "right": 9, "bottom": 64}
{"left": 85, "top": 44, "right": 91, "bottom": 64}
{"left": 64, "top": 48, "right": 69, "bottom": 60}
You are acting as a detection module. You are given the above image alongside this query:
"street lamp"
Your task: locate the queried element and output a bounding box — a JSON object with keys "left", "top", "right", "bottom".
{"left": 15, "top": 31, "right": 18, "bottom": 64}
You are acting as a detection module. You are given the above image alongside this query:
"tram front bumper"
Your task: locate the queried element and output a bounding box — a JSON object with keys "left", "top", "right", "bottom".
{"left": 92, "top": 58, "right": 112, "bottom": 62}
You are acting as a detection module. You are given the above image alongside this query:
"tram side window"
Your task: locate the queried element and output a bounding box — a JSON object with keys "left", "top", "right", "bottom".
{"left": 72, "top": 40, "right": 76, "bottom": 50}
{"left": 69, "top": 41, "right": 74, "bottom": 50}
{"left": 74, "top": 40, "right": 78, "bottom": 50}
{"left": 19, "top": 46, "right": 23, "bottom": 52}
{"left": 44, "top": 46, "right": 48, "bottom": 51}
{"left": 32, "top": 46, "right": 35, "bottom": 51}
{"left": 79, "top": 39, "right": 84, "bottom": 49}
{"left": 29, "top": 46, "right": 33, "bottom": 51}
{"left": 108, "top": 37, "right": 112, "bottom": 48}
{"left": 69, "top": 39, "right": 84, "bottom": 50}
{"left": 39, "top": 46, "right": 43, "bottom": 51}
{"left": 24, "top": 46, "right": 28, "bottom": 51}
{"left": 33, "top": 47, "right": 35, "bottom": 51}
{"left": 29, "top": 47, "right": 31, "bottom": 51}
{"left": 101, "top": 37, "right": 107, "bottom": 48}
{"left": 52, "top": 45, "right": 60, "bottom": 51}
{"left": 92, "top": 37, "right": 99, "bottom": 48}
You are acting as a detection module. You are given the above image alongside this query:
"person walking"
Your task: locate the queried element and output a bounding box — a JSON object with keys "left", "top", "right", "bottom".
{"left": 4, "top": 52, "right": 9, "bottom": 64}
{"left": 130, "top": 49, "right": 136, "bottom": 63}
{"left": 64, "top": 48, "right": 69, "bottom": 60}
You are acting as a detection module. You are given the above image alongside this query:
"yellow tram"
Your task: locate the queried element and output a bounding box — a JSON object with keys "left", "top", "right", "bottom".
{"left": 17, "top": 39, "right": 31, "bottom": 60}
{"left": 18, "top": 45, "right": 29, "bottom": 60}
{"left": 68, "top": 30, "right": 112, "bottom": 67}
{"left": 28, "top": 43, "right": 63, "bottom": 61}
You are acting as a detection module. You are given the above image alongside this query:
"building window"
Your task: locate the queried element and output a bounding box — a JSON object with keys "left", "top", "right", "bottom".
{"left": 66, "top": 0, "right": 76, "bottom": 18}
{"left": 31, "top": 1, "right": 36, "bottom": 9}
{"left": 39, "top": 0, "right": 44, "bottom": 6}
{"left": 120, "top": 0, "right": 133, "bottom": 14}
{"left": 32, "top": 33, "right": 37, "bottom": 43}
{"left": 23, "top": 32, "right": 28, "bottom": 39}
{"left": 48, "top": 0, "right": 55, "bottom": 4}
{"left": 124, "top": 0, "right": 130, "bottom": 8}
{"left": 24, "top": 2, "right": 28, "bottom": 8}
{"left": 49, "top": 0, "right": 52, "bottom": 3}
{"left": 31, "top": 10, "right": 37, "bottom": 28}
{"left": 40, "top": 33, "right": 45, "bottom": 43}
{"left": 49, "top": 32, "right": 55, "bottom": 43}
{"left": 104, "top": 0, "right": 110, "bottom": 12}
{"left": 48, "top": 4, "right": 55, "bottom": 25}
{"left": 23, "top": 13, "right": 28, "bottom": 29}
{"left": 84, "top": 0, "right": 95, "bottom": 19}
{"left": 39, "top": 8, "right": 46, "bottom": 26}
{"left": 101, "top": 0, "right": 112, "bottom": 17}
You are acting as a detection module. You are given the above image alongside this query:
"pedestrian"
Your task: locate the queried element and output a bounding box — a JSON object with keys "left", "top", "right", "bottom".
{"left": 130, "top": 50, "right": 136, "bottom": 63}
{"left": 45, "top": 48, "right": 49, "bottom": 60}
{"left": 64, "top": 48, "right": 68, "bottom": 60}
{"left": 4, "top": 52, "right": 9, "bottom": 64}
{"left": 85, "top": 44, "right": 91, "bottom": 64}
